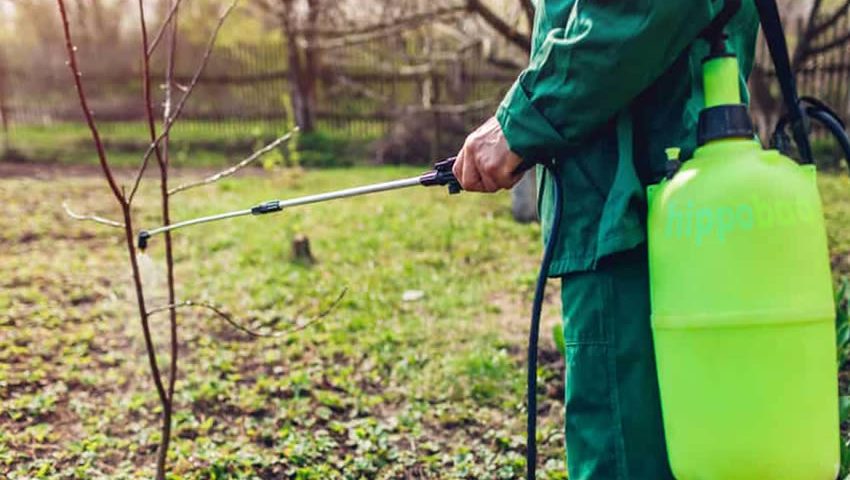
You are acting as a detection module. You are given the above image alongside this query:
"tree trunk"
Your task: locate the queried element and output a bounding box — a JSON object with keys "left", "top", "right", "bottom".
{"left": 748, "top": 0, "right": 850, "bottom": 144}
{"left": 286, "top": 41, "right": 315, "bottom": 132}
{"left": 511, "top": 169, "right": 538, "bottom": 223}
{"left": 280, "top": 0, "right": 319, "bottom": 133}
{"left": 748, "top": 63, "right": 782, "bottom": 142}
{"left": 0, "top": 52, "right": 9, "bottom": 152}
{"left": 303, "top": 0, "right": 320, "bottom": 131}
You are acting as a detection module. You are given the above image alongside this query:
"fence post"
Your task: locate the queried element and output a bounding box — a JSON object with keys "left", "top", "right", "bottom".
{"left": 841, "top": 11, "right": 850, "bottom": 124}
{"left": 432, "top": 69, "right": 442, "bottom": 159}
{"left": 0, "top": 50, "right": 9, "bottom": 153}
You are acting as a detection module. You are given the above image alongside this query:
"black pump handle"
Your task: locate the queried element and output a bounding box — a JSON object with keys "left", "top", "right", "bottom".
{"left": 419, "top": 157, "right": 462, "bottom": 194}
{"left": 419, "top": 155, "right": 539, "bottom": 194}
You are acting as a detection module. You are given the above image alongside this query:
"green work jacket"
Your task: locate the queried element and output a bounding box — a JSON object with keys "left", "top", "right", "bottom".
{"left": 496, "top": 1, "right": 759, "bottom": 276}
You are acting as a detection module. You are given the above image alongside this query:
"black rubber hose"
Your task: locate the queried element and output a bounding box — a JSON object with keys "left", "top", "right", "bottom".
{"left": 807, "top": 107, "right": 850, "bottom": 173}
{"left": 526, "top": 162, "right": 564, "bottom": 479}
{"left": 755, "top": 0, "right": 815, "bottom": 164}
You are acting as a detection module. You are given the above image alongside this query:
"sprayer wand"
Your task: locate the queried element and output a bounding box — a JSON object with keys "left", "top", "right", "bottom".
{"left": 138, "top": 158, "right": 461, "bottom": 250}
{"left": 137, "top": 152, "right": 557, "bottom": 480}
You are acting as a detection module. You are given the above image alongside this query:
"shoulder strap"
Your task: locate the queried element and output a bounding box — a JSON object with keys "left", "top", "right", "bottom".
{"left": 753, "top": 0, "right": 814, "bottom": 163}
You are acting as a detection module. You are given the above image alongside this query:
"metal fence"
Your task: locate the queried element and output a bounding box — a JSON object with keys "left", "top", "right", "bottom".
{"left": 752, "top": 7, "right": 850, "bottom": 148}
{"left": 2, "top": 15, "right": 850, "bottom": 162}
{"left": 1, "top": 32, "right": 516, "bottom": 160}
{"left": 797, "top": 11, "right": 850, "bottom": 123}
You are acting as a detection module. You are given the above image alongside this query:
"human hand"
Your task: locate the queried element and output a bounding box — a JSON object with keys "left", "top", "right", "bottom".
{"left": 453, "top": 116, "right": 524, "bottom": 193}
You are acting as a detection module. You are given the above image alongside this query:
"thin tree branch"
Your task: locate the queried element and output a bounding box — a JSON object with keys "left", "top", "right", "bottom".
{"left": 168, "top": 128, "right": 298, "bottom": 195}
{"left": 333, "top": 75, "right": 498, "bottom": 116}
{"left": 161, "top": 0, "right": 180, "bottom": 407}
{"left": 148, "top": 301, "right": 276, "bottom": 337}
{"left": 0, "top": 49, "right": 10, "bottom": 153}
{"left": 139, "top": 0, "right": 168, "bottom": 188}
{"left": 518, "top": 0, "right": 535, "bottom": 30}
{"left": 57, "top": 0, "right": 124, "bottom": 205}
{"left": 138, "top": 0, "right": 181, "bottom": 477}
{"left": 334, "top": 75, "right": 391, "bottom": 103}
{"left": 291, "top": 5, "right": 466, "bottom": 39}
{"left": 62, "top": 201, "right": 124, "bottom": 228}
{"left": 405, "top": 98, "right": 498, "bottom": 114}
{"left": 129, "top": 0, "right": 239, "bottom": 202}
{"left": 804, "top": 30, "right": 850, "bottom": 59}
{"left": 485, "top": 54, "right": 524, "bottom": 71}
{"left": 466, "top": 0, "right": 531, "bottom": 53}
{"left": 57, "top": 6, "right": 167, "bottom": 476}
{"left": 298, "top": 6, "right": 466, "bottom": 51}
{"left": 161, "top": 0, "right": 237, "bottom": 126}
{"left": 794, "top": 0, "right": 826, "bottom": 68}
{"left": 148, "top": 289, "right": 346, "bottom": 338}
{"left": 147, "top": 0, "right": 184, "bottom": 56}
{"left": 809, "top": 1, "right": 849, "bottom": 41}
{"left": 162, "top": 2, "right": 179, "bottom": 131}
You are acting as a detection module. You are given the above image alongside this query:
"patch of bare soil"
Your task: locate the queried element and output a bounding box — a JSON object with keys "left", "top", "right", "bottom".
{"left": 0, "top": 161, "right": 265, "bottom": 180}
{"left": 832, "top": 252, "right": 850, "bottom": 277}
{"left": 0, "top": 160, "right": 107, "bottom": 179}
{"left": 490, "top": 285, "right": 565, "bottom": 402}
{"left": 489, "top": 282, "right": 561, "bottom": 347}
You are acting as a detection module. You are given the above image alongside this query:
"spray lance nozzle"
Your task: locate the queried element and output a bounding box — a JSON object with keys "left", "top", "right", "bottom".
{"left": 133, "top": 151, "right": 553, "bottom": 479}
{"left": 135, "top": 157, "right": 465, "bottom": 250}
{"left": 138, "top": 230, "right": 151, "bottom": 251}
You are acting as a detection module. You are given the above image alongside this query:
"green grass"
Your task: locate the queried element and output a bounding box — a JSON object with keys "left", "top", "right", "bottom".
{"left": 821, "top": 173, "right": 850, "bottom": 264}
{"left": 0, "top": 166, "right": 565, "bottom": 479}
{"left": 5, "top": 120, "right": 384, "bottom": 168}
{"left": 3, "top": 163, "right": 850, "bottom": 478}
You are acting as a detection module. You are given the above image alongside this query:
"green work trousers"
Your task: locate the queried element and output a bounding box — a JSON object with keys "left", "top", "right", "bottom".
{"left": 560, "top": 245, "right": 674, "bottom": 480}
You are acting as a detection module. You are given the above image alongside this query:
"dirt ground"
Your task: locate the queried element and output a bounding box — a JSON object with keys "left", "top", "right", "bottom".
{"left": 0, "top": 162, "right": 567, "bottom": 479}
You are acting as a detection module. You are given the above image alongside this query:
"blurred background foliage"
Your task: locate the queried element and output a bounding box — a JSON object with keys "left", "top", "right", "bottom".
{"left": 1, "top": 0, "right": 849, "bottom": 170}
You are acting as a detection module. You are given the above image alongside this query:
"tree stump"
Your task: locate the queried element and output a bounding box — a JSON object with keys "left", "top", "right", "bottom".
{"left": 291, "top": 234, "right": 316, "bottom": 264}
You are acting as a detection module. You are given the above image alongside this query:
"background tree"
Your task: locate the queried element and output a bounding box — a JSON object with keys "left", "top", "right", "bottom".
{"left": 751, "top": 0, "right": 850, "bottom": 140}
{"left": 465, "top": 0, "right": 537, "bottom": 222}
{"left": 55, "top": 1, "right": 309, "bottom": 477}
{"left": 249, "top": 0, "right": 335, "bottom": 133}
{"left": 0, "top": 47, "right": 9, "bottom": 154}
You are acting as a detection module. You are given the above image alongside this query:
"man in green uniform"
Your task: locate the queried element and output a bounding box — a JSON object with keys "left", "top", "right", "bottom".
{"left": 453, "top": 2, "right": 759, "bottom": 478}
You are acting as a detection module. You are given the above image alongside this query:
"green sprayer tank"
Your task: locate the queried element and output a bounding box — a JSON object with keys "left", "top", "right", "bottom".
{"left": 646, "top": 52, "right": 839, "bottom": 477}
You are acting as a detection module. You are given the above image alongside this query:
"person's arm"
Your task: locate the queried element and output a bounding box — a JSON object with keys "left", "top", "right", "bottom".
{"left": 497, "top": 0, "right": 723, "bottom": 162}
